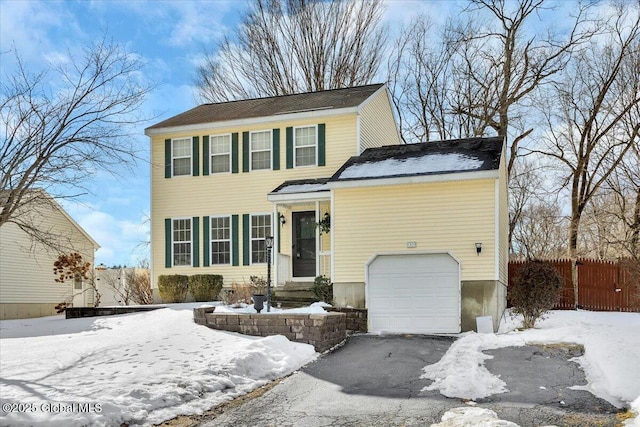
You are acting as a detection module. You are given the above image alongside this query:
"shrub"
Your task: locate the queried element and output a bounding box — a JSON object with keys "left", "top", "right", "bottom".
{"left": 509, "top": 261, "right": 563, "bottom": 329}
{"left": 218, "top": 282, "right": 253, "bottom": 306}
{"left": 158, "top": 274, "right": 189, "bottom": 303}
{"left": 313, "top": 275, "right": 333, "bottom": 304}
{"left": 249, "top": 275, "right": 267, "bottom": 295}
{"left": 189, "top": 274, "right": 223, "bottom": 302}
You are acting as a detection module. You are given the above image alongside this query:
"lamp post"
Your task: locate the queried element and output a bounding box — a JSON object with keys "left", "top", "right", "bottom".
{"left": 265, "top": 236, "right": 274, "bottom": 312}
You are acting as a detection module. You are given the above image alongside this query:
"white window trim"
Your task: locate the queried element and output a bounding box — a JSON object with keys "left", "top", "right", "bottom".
{"left": 250, "top": 212, "right": 273, "bottom": 265}
{"left": 249, "top": 130, "right": 272, "bottom": 172}
{"left": 171, "top": 137, "right": 192, "bottom": 177}
{"left": 209, "top": 133, "right": 232, "bottom": 175}
{"left": 293, "top": 124, "right": 318, "bottom": 168}
{"left": 209, "top": 215, "right": 232, "bottom": 265}
{"left": 172, "top": 217, "right": 192, "bottom": 267}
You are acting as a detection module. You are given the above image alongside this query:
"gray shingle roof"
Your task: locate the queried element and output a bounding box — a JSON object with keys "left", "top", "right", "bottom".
{"left": 270, "top": 178, "right": 331, "bottom": 195}
{"left": 146, "top": 84, "right": 385, "bottom": 131}
{"left": 329, "top": 137, "right": 504, "bottom": 182}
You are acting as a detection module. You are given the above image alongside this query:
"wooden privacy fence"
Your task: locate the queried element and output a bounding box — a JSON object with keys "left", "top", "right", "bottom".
{"left": 508, "top": 258, "right": 639, "bottom": 312}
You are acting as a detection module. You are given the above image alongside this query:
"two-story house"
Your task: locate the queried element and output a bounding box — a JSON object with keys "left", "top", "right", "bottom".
{"left": 145, "top": 84, "right": 508, "bottom": 333}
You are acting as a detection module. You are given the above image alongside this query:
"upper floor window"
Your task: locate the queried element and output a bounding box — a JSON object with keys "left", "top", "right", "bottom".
{"left": 172, "top": 138, "right": 192, "bottom": 176}
{"left": 250, "top": 131, "right": 272, "bottom": 171}
{"left": 210, "top": 134, "right": 231, "bottom": 174}
{"left": 251, "top": 214, "right": 272, "bottom": 264}
{"left": 294, "top": 126, "right": 317, "bottom": 167}
{"left": 210, "top": 216, "right": 231, "bottom": 265}
{"left": 172, "top": 218, "right": 192, "bottom": 266}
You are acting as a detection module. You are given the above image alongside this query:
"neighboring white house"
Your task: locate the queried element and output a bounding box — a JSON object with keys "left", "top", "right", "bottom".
{"left": 0, "top": 192, "right": 100, "bottom": 320}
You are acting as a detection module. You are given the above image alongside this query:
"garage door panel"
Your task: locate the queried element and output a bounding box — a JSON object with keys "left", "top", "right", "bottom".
{"left": 367, "top": 253, "right": 460, "bottom": 334}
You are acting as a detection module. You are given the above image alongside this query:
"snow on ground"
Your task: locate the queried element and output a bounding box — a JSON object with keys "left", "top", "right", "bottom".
{"left": 0, "top": 303, "right": 317, "bottom": 427}
{"left": 421, "top": 310, "right": 640, "bottom": 409}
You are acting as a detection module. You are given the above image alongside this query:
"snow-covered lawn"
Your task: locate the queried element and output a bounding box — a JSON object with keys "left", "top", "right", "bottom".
{"left": 1, "top": 306, "right": 638, "bottom": 427}
{"left": 424, "top": 310, "right": 640, "bottom": 426}
{"left": 0, "top": 303, "right": 317, "bottom": 427}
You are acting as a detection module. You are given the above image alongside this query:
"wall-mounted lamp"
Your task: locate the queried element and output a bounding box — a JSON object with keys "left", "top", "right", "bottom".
{"left": 279, "top": 213, "right": 286, "bottom": 226}
{"left": 475, "top": 242, "right": 482, "bottom": 256}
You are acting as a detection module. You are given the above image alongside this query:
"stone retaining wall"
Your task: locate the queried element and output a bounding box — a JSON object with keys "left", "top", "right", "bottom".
{"left": 65, "top": 306, "right": 162, "bottom": 319}
{"left": 325, "top": 307, "right": 368, "bottom": 333}
{"left": 193, "top": 307, "right": 346, "bottom": 352}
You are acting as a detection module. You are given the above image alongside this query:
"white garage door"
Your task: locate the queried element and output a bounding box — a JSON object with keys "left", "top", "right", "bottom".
{"left": 366, "top": 253, "right": 460, "bottom": 334}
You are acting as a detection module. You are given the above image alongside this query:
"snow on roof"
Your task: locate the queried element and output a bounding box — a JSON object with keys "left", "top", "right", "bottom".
{"left": 274, "top": 182, "right": 329, "bottom": 194}
{"left": 270, "top": 178, "right": 331, "bottom": 195}
{"left": 330, "top": 137, "right": 504, "bottom": 183}
{"left": 337, "top": 153, "right": 485, "bottom": 180}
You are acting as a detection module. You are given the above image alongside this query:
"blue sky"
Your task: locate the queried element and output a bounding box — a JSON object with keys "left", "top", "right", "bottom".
{"left": 0, "top": 0, "right": 570, "bottom": 266}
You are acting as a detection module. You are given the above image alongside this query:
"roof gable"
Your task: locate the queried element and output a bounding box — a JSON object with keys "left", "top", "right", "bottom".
{"left": 146, "top": 84, "right": 385, "bottom": 131}
{"left": 330, "top": 137, "right": 504, "bottom": 182}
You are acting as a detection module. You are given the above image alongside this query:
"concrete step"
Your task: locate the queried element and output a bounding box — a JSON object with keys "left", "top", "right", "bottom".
{"left": 274, "top": 289, "right": 316, "bottom": 299}
{"left": 281, "top": 281, "right": 315, "bottom": 291}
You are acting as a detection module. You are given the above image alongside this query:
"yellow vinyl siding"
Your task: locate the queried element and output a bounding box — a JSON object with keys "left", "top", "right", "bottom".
{"left": 332, "top": 179, "right": 497, "bottom": 284}
{"left": 359, "top": 89, "right": 401, "bottom": 152}
{"left": 498, "top": 152, "right": 509, "bottom": 284}
{"left": 0, "top": 204, "right": 96, "bottom": 313}
{"left": 151, "top": 115, "right": 357, "bottom": 286}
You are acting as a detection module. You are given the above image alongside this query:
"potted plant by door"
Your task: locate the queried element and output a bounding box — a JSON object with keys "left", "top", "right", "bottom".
{"left": 249, "top": 276, "right": 267, "bottom": 313}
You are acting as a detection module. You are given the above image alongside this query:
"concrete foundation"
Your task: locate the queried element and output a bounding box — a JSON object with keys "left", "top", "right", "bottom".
{"left": 333, "top": 282, "right": 365, "bottom": 308}
{"left": 0, "top": 303, "right": 60, "bottom": 320}
{"left": 461, "top": 280, "right": 507, "bottom": 332}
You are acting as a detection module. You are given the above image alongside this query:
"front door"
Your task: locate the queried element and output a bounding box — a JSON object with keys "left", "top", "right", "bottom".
{"left": 292, "top": 211, "right": 316, "bottom": 277}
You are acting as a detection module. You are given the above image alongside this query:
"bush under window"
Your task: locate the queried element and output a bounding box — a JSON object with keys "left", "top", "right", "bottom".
{"left": 189, "top": 274, "right": 223, "bottom": 302}
{"left": 158, "top": 274, "right": 189, "bottom": 303}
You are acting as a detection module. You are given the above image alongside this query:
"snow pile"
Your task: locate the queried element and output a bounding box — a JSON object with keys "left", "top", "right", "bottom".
{"left": 421, "top": 310, "right": 640, "bottom": 409}
{"left": 432, "top": 407, "right": 519, "bottom": 427}
{"left": 421, "top": 332, "right": 525, "bottom": 399}
{"left": 337, "top": 153, "right": 484, "bottom": 179}
{"left": 0, "top": 304, "right": 317, "bottom": 427}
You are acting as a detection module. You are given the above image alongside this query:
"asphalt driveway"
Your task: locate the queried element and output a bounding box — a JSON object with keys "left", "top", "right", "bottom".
{"left": 200, "top": 335, "right": 621, "bottom": 427}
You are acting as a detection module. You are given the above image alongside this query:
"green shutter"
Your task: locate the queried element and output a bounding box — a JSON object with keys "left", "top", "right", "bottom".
{"left": 243, "top": 214, "right": 250, "bottom": 265}
{"left": 272, "top": 128, "right": 280, "bottom": 170}
{"left": 242, "top": 132, "right": 250, "bottom": 172}
{"left": 192, "top": 136, "right": 200, "bottom": 176}
{"left": 286, "top": 127, "right": 293, "bottom": 169}
{"left": 165, "top": 139, "right": 172, "bottom": 178}
{"left": 165, "top": 218, "right": 172, "bottom": 267}
{"left": 232, "top": 133, "right": 239, "bottom": 174}
{"left": 318, "top": 123, "right": 326, "bottom": 166}
{"left": 203, "top": 216, "right": 210, "bottom": 267}
{"left": 192, "top": 216, "right": 200, "bottom": 267}
{"left": 232, "top": 215, "right": 239, "bottom": 266}
{"left": 202, "top": 136, "right": 209, "bottom": 176}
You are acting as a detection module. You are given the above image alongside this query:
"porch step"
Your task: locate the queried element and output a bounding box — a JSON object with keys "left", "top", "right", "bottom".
{"left": 272, "top": 288, "right": 318, "bottom": 308}
{"left": 281, "top": 281, "right": 315, "bottom": 291}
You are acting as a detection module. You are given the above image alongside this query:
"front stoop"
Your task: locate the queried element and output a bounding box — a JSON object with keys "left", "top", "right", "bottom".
{"left": 273, "top": 281, "right": 318, "bottom": 308}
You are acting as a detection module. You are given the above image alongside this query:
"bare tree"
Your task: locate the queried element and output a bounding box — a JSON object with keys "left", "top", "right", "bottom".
{"left": 196, "top": 0, "right": 387, "bottom": 102}
{"left": 531, "top": 4, "right": 640, "bottom": 306}
{"left": 0, "top": 39, "right": 153, "bottom": 250}
{"left": 127, "top": 268, "right": 153, "bottom": 305}
{"left": 390, "top": 0, "right": 596, "bottom": 173}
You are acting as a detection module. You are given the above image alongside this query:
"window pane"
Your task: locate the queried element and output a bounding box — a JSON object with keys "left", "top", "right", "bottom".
{"left": 252, "top": 240, "right": 266, "bottom": 263}
{"left": 295, "top": 146, "right": 316, "bottom": 167}
{"left": 172, "top": 138, "right": 191, "bottom": 156}
{"left": 250, "top": 131, "right": 270, "bottom": 150}
{"left": 251, "top": 151, "right": 271, "bottom": 170}
{"left": 210, "top": 135, "right": 230, "bottom": 154}
{"left": 173, "top": 243, "right": 191, "bottom": 266}
{"left": 295, "top": 127, "right": 316, "bottom": 147}
{"left": 211, "top": 154, "right": 230, "bottom": 173}
{"left": 173, "top": 158, "right": 191, "bottom": 176}
{"left": 211, "top": 241, "right": 230, "bottom": 265}
{"left": 250, "top": 214, "right": 271, "bottom": 263}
